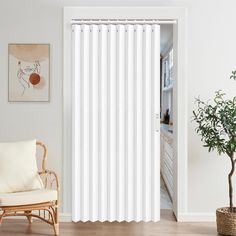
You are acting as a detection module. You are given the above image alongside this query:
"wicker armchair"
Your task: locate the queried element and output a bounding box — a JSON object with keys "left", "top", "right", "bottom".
{"left": 0, "top": 141, "right": 59, "bottom": 235}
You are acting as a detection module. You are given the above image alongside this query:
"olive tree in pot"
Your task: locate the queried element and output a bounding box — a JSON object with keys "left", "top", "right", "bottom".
{"left": 193, "top": 71, "right": 236, "bottom": 236}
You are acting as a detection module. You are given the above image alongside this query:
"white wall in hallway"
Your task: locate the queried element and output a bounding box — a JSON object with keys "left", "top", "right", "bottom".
{"left": 0, "top": 0, "right": 236, "bottom": 219}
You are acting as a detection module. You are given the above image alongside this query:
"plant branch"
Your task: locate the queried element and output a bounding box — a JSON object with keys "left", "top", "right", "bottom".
{"left": 228, "top": 154, "right": 235, "bottom": 212}
{"left": 226, "top": 150, "right": 233, "bottom": 158}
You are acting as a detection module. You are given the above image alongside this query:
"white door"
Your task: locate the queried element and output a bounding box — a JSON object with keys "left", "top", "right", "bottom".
{"left": 72, "top": 23, "right": 160, "bottom": 222}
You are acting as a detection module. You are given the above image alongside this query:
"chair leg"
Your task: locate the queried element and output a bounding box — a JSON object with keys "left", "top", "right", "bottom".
{"left": 0, "top": 211, "right": 5, "bottom": 225}
{"left": 53, "top": 206, "right": 59, "bottom": 236}
{"left": 53, "top": 223, "right": 59, "bottom": 236}
{"left": 25, "top": 211, "right": 33, "bottom": 224}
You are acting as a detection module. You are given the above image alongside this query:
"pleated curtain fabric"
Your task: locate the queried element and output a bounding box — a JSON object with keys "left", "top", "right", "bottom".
{"left": 72, "top": 23, "right": 160, "bottom": 222}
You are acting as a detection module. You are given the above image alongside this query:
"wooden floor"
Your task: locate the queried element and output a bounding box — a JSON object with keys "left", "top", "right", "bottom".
{"left": 0, "top": 210, "right": 218, "bottom": 236}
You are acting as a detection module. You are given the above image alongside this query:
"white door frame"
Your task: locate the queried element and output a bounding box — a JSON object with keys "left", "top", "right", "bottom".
{"left": 63, "top": 7, "right": 188, "bottom": 221}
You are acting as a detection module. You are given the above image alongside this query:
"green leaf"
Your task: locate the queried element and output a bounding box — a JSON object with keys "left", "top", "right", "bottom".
{"left": 192, "top": 72, "right": 236, "bottom": 156}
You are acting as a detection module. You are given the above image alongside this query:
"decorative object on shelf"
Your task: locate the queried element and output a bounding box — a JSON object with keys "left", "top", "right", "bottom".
{"left": 8, "top": 44, "right": 50, "bottom": 102}
{"left": 193, "top": 71, "right": 236, "bottom": 236}
{"left": 163, "top": 108, "right": 170, "bottom": 124}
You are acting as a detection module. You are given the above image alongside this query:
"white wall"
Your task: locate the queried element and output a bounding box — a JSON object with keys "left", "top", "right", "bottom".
{"left": 0, "top": 0, "right": 236, "bottom": 218}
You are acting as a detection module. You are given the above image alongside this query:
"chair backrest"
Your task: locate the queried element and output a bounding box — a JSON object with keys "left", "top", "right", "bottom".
{"left": 36, "top": 141, "right": 47, "bottom": 173}
{"left": 0, "top": 140, "right": 44, "bottom": 193}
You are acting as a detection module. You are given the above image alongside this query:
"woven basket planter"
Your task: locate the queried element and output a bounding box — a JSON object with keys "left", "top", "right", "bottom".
{"left": 216, "top": 207, "right": 236, "bottom": 235}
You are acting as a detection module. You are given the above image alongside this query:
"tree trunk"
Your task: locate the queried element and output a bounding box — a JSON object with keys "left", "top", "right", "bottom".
{"left": 228, "top": 155, "right": 235, "bottom": 212}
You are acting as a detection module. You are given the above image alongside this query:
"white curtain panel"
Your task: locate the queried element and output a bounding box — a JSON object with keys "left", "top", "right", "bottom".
{"left": 72, "top": 24, "right": 160, "bottom": 222}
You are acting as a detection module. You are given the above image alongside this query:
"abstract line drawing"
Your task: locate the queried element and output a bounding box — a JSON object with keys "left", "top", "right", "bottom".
{"left": 8, "top": 44, "right": 50, "bottom": 102}
{"left": 17, "top": 60, "right": 41, "bottom": 96}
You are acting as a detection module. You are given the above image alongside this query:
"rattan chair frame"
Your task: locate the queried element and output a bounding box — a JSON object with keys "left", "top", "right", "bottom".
{"left": 0, "top": 141, "right": 60, "bottom": 235}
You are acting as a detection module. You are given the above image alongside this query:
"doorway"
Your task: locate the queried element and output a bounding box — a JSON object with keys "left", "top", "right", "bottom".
{"left": 160, "top": 24, "right": 174, "bottom": 214}
{"left": 63, "top": 7, "right": 187, "bottom": 221}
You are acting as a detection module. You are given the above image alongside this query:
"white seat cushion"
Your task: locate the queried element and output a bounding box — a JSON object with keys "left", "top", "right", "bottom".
{"left": 0, "top": 189, "right": 57, "bottom": 206}
{"left": 0, "top": 140, "right": 43, "bottom": 193}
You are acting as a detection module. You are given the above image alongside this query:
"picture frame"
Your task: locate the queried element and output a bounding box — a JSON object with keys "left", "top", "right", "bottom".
{"left": 8, "top": 44, "right": 50, "bottom": 102}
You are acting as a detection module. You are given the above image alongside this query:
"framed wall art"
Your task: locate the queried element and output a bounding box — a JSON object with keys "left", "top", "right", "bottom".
{"left": 8, "top": 44, "right": 50, "bottom": 102}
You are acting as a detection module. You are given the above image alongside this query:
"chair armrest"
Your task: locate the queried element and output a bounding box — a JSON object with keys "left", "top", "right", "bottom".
{"left": 39, "top": 170, "right": 60, "bottom": 193}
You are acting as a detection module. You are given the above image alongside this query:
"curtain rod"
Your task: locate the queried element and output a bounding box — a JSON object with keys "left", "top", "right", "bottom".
{"left": 71, "top": 19, "right": 177, "bottom": 25}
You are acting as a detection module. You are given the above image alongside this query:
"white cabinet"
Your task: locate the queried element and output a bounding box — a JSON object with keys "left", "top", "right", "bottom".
{"left": 160, "top": 125, "right": 173, "bottom": 200}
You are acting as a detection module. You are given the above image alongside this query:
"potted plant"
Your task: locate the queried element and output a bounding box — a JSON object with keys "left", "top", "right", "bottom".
{"left": 193, "top": 71, "right": 236, "bottom": 236}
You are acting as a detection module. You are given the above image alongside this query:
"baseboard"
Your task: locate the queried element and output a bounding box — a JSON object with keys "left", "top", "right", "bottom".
{"left": 177, "top": 212, "right": 216, "bottom": 222}
{"left": 59, "top": 213, "right": 72, "bottom": 222}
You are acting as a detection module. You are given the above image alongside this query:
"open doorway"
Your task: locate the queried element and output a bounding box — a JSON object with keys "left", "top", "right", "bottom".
{"left": 160, "top": 24, "right": 174, "bottom": 214}
{"left": 63, "top": 7, "right": 187, "bottom": 221}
